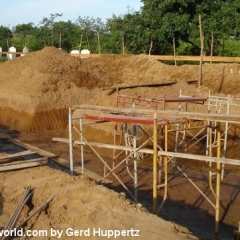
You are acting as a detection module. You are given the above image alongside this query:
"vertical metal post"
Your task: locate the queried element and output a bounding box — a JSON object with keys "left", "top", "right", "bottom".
{"left": 157, "top": 123, "right": 168, "bottom": 214}
{"left": 206, "top": 91, "right": 211, "bottom": 157}
{"left": 209, "top": 128, "right": 216, "bottom": 197}
{"left": 164, "top": 124, "right": 168, "bottom": 201}
{"left": 153, "top": 113, "right": 158, "bottom": 214}
{"left": 221, "top": 94, "right": 230, "bottom": 180}
{"left": 133, "top": 124, "right": 138, "bottom": 201}
{"left": 68, "top": 108, "right": 74, "bottom": 175}
{"left": 80, "top": 118, "right": 84, "bottom": 174}
{"left": 215, "top": 131, "right": 221, "bottom": 238}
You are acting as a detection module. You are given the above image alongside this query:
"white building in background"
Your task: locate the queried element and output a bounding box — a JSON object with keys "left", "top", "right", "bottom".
{"left": 0, "top": 47, "right": 2, "bottom": 57}
{"left": 80, "top": 49, "right": 90, "bottom": 58}
{"left": 7, "top": 46, "right": 16, "bottom": 59}
{"left": 70, "top": 49, "right": 90, "bottom": 58}
{"left": 70, "top": 49, "right": 80, "bottom": 55}
{"left": 21, "top": 46, "right": 29, "bottom": 56}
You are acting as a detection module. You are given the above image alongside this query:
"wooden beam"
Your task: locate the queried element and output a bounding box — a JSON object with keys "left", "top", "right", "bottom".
{"left": 0, "top": 133, "right": 57, "bottom": 158}
{"left": 0, "top": 157, "right": 47, "bottom": 166}
{"left": 0, "top": 158, "right": 48, "bottom": 172}
{"left": 103, "top": 81, "right": 177, "bottom": 95}
{"left": 0, "top": 132, "right": 112, "bottom": 183}
{"left": 1, "top": 52, "right": 27, "bottom": 55}
{"left": 53, "top": 137, "right": 154, "bottom": 154}
{"left": 150, "top": 55, "right": 240, "bottom": 63}
{"left": 53, "top": 138, "right": 240, "bottom": 166}
{"left": 157, "top": 150, "right": 240, "bottom": 166}
{"left": 0, "top": 150, "right": 36, "bottom": 161}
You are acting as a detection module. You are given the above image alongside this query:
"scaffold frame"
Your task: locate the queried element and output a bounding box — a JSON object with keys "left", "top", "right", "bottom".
{"left": 53, "top": 95, "right": 240, "bottom": 238}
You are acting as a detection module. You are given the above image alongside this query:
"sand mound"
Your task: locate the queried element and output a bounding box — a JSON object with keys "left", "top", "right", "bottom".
{"left": 0, "top": 47, "right": 240, "bottom": 239}
{"left": 0, "top": 46, "right": 239, "bottom": 132}
{"left": 0, "top": 166, "right": 194, "bottom": 240}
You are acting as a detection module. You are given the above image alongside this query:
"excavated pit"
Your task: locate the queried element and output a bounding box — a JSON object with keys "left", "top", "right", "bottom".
{"left": 0, "top": 47, "right": 240, "bottom": 239}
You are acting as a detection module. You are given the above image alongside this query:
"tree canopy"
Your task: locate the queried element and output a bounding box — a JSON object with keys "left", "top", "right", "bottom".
{"left": 1, "top": 0, "right": 240, "bottom": 56}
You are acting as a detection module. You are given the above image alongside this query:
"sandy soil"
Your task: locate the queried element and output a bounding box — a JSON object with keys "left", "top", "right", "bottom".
{"left": 0, "top": 47, "right": 240, "bottom": 239}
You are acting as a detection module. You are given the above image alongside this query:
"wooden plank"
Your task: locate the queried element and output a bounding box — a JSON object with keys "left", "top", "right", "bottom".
{"left": 1, "top": 52, "right": 27, "bottom": 55}
{"left": 157, "top": 150, "right": 240, "bottom": 166}
{"left": 150, "top": 55, "right": 240, "bottom": 63}
{"left": 0, "top": 132, "right": 112, "bottom": 183}
{"left": 0, "top": 133, "right": 57, "bottom": 158}
{"left": 103, "top": 82, "right": 177, "bottom": 95}
{"left": 0, "top": 159, "right": 48, "bottom": 172}
{"left": 0, "top": 157, "right": 48, "bottom": 166}
{"left": 53, "top": 137, "right": 154, "bottom": 155}
{"left": 53, "top": 138, "right": 240, "bottom": 166}
{"left": 70, "top": 53, "right": 240, "bottom": 63}
{"left": 0, "top": 150, "right": 36, "bottom": 161}
{"left": 187, "top": 80, "right": 198, "bottom": 84}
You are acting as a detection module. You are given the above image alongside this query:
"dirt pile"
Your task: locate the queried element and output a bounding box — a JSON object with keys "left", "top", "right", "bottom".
{"left": 0, "top": 166, "right": 195, "bottom": 240}
{"left": 0, "top": 46, "right": 239, "bottom": 132}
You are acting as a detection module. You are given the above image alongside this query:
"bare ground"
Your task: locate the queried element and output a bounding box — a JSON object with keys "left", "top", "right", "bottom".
{"left": 0, "top": 47, "right": 240, "bottom": 239}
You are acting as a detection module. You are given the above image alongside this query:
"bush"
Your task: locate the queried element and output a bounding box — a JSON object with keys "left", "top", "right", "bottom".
{"left": 0, "top": 56, "right": 7, "bottom": 62}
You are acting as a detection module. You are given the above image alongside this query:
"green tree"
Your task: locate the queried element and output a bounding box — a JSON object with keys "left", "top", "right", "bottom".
{"left": 92, "top": 18, "right": 106, "bottom": 54}
{"left": 53, "top": 21, "right": 81, "bottom": 52}
{"left": 75, "top": 16, "right": 94, "bottom": 51}
{"left": 106, "top": 15, "right": 126, "bottom": 53}
{"left": 39, "top": 13, "right": 63, "bottom": 46}
{"left": 12, "top": 23, "right": 37, "bottom": 51}
{"left": 140, "top": 0, "right": 240, "bottom": 55}
{"left": 0, "top": 26, "right": 13, "bottom": 50}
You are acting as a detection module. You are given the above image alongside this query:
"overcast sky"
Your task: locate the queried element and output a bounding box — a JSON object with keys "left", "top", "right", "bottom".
{"left": 1, "top": 0, "right": 143, "bottom": 28}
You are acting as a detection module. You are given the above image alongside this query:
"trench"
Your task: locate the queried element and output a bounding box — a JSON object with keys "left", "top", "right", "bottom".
{"left": 0, "top": 107, "right": 68, "bottom": 132}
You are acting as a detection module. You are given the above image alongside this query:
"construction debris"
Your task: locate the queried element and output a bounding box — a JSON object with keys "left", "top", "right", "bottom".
{"left": 104, "top": 81, "right": 177, "bottom": 95}
{"left": 1, "top": 187, "right": 54, "bottom": 240}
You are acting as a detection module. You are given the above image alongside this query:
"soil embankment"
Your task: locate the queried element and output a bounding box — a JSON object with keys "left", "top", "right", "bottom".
{"left": 0, "top": 47, "right": 240, "bottom": 239}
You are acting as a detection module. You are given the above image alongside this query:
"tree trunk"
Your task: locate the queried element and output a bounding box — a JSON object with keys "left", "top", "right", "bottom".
{"left": 173, "top": 37, "right": 177, "bottom": 66}
{"left": 122, "top": 35, "right": 125, "bottom": 54}
{"left": 97, "top": 33, "right": 101, "bottom": 54}
{"left": 78, "top": 34, "right": 83, "bottom": 52}
{"left": 198, "top": 14, "right": 204, "bottom": 87}
{"left": 148, "top": 39, "right": 153, "bottom": 55}
{"left": 210, "top": 32, "right": 214, "bottom": 64}
{"left": 87, "top": 36, "right": 90, "bottom": 50}
{"left": 59, "top": 32, "right": 62, "bottom": 49}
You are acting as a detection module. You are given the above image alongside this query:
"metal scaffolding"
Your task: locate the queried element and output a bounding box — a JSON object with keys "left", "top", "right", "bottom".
{"left": 53, "top": 93, "right": 240, "bottom": 238}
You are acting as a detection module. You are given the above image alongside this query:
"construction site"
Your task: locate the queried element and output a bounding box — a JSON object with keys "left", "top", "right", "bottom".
{"left": 0, "top": 46, "right": 240, "bottom": 239}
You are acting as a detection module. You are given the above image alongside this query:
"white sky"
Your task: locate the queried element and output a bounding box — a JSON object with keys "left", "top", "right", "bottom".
{"left": 1, "top": 0, "right": 143, "bottom": 28}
